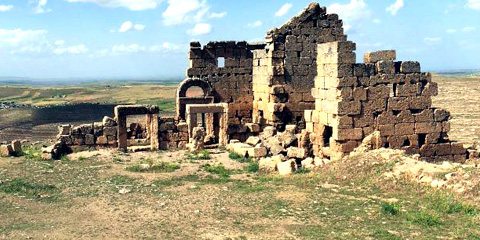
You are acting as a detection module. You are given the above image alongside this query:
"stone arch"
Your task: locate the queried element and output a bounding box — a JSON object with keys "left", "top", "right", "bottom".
{"left": 176, "top": 78, "right": 215, "bottom": 120}
{"left": 177, "top": 78, "right": 213, "bottom": 99}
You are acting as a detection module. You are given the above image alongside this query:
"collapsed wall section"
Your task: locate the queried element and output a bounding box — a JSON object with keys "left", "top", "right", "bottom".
{"left": 252, "top": 3, "right": 348, "bottom": 129}
{"left": 305, "top": 41, "right": 466, "bottom": 162}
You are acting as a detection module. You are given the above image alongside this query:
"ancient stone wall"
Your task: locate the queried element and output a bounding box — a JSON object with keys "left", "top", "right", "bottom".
{"left": 253, "top": 3, "right": 347, "bottom": 129}
{"left": 186, "top": 41, "right": 265, "bottom": 136}
{"left": 304, "top": 41, "right": 466, "bottom": 162}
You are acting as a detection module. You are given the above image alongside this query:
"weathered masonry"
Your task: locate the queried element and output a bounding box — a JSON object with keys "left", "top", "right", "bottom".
{"left": 54, "top": 2, "right": 478, "bottom": 167}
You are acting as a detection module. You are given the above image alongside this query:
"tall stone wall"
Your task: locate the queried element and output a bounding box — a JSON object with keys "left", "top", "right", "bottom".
{"left": 253, "top": 3, "right": 348, "bottom": 129}
{"left": 305, "top": 41, "right": 466, "bottom": 162}
{"left": 186, "top": 41, "right": 265, "bottom": 135}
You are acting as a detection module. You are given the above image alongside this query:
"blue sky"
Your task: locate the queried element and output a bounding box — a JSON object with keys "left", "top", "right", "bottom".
{"left": 0, "top": 0, "right": 479, "bottom": 79}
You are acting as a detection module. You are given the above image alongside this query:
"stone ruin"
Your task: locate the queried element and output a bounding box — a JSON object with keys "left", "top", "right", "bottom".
{"left": 43, "top": 2, "right": 479, "bottom": 173}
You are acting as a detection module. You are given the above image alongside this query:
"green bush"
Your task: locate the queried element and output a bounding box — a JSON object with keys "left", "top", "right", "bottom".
{"left": 381, "top": 203, "right": 401, "bottom": 216}
{"left": 408, "top": 211, "right": 441, "bottom": 227}
{"left": 246, "top": 162, "right": 259, "bottom": 173}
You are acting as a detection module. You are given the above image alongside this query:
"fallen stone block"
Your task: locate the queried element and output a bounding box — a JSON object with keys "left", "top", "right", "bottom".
{"left": 1, "top": 145, "right": 14, "bottom": 157}
{"left": 287, "top": 147, "right": 307, "bottom": 159}
{"left": 103, "top": 116, "right": 117, "bottom": 127}
{"left": 58, "top": 125, "right": 71, "bottom": 135}
{"left": 261, "top": 126, "right": 276, "bottom": 139}
{"left": 259, "top": 157, "right": 277, "bottom": 173}
{"left": 277, "top": 159, "right": 297, "bottom": 176}
{"left": 246, "top": 136, "right": 261, "bottom": 146}
{"left": 11, "top": 140, "right": 22, "bottom": 154}
{"left": 301, "top": 157, "right": 315, "bottom": 170}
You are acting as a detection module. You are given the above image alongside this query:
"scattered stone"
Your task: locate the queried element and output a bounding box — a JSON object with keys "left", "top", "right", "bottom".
{"left": 10, "top": 140, "right": 22, "bottom": 154}
{"left": 1, "top": 145, "right": 14, "bottom": 157}
{"left": 246, "top": 136, "right": 261, "bottom": 146}
{"left": 102, "top": 116, "right": 117, "bottom": 127}
{"left": 277, "top": 159, "right": 297, "bottom": 175}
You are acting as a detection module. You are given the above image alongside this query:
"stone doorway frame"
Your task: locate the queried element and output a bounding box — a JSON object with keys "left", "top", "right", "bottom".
{"left": 114, "top": 105, "right": 159, "bottom": 152}
{"left": 186, "top": 103, "right": 229, "bottom": 146}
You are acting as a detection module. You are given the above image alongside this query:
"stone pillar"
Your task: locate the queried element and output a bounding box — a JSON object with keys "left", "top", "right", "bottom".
{"left": 150, "top": 114, "right": 159, "bottom": 150}
{"left": 117, "top": 115, "right": 127, "bottom": 152}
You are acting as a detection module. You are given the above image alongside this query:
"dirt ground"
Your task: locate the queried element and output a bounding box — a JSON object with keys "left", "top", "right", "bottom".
{"left": 1, "top": 148, "right": 479, "bottom": 239}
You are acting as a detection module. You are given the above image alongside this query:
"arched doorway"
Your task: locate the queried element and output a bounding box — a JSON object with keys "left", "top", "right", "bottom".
{"left": 176, "top": 78, "right": 215, "bottom": 120}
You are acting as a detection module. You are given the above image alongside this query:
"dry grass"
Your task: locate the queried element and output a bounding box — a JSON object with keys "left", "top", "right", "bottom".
{"left": 1, "top": 148, "right": 479, "bottom": 239}
{"left": 432, "top": 74, "right": 480, "bottom": 146}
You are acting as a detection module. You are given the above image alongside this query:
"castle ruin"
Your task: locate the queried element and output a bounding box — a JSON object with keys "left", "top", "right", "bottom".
{"left": 50, "top": 2, "right": 478, "bottom": 173}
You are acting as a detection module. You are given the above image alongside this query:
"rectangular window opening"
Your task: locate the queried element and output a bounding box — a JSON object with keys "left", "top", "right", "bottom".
{"left": 218, "top": 57, "right": 225, "bottom": 68}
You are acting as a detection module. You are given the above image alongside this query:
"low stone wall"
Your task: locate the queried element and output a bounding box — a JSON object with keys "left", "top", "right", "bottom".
{"left": 57, "top": 116, "right": 118, "bottom": 148}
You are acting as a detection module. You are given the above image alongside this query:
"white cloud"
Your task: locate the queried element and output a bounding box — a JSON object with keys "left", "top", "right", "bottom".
{"left": 162, "top": 0, "right": 205, "bottom": 25}
{"left": 149, "top": 42, "right": 183, "bottom": 52}
{"left": 0, "top": 5, "right": 13, "bottom": 12}
{"left": 446, "top": 29, "right": 457, "bottom": 34}
{"left": 372, "top": 19, "right": 381, "bottom": 24}
{"left": 112, "top": 44, "right": 145, "bottom": 54}
{"left": 462, "top": 26, "right": 476, "bottom": 32}
{"left": 119, "top": 21, "right": 133, "bottom": 32}
{"left": 133, "top": 24, "right": 145, "bottom": 31}
{"left": 91, "top": 42, "right": 185, "bottom": 57}
{"left": 118, "top": 21, "right": 145, "bottom": 32}
{"left": 246, "top": 21, "right": 262, "bottom": 28}
{"left": 35, "top": 0, "right": 52, "bottom": 14}
{"left": 0, "top": 29, "right": 48, "bottom": 47}
{"left": 55, "top": 40, "right": 65, "bottom": 45}
{"left": 54, "top": 44, "right": 88, "bottom": 55}
{"left": 0, "top": 29, "right": 91, "bottom": 56}
{"left": 424, "top": 37, "right": 442, "bottom": 46}
{"left": 275, "top": 3, "right": 292, "bottom": 17}
{"left": 209, "top": 12, "right": 226, "bottom": 19}
{"left": 66, "top": 0, "right": 161, "bottom": 11}
{"left": 386, "top": 0, "right": 404, "bottom": 16}
{"left": 187, "top": 23, "right": 211, "bottom": 35}
{"left": 328, "top": 0, "right": 371, "bottom": 30}
{"left": 466, "top": 0, "right": 480, "bottom": 10}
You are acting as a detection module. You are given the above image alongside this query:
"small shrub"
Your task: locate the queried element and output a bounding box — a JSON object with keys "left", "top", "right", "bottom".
{"left": 21, "top": 146, "right": 42, "bottom": 161}
{"left": 381, "top": 203, "right": 401, "bottom": 216}
{"left": 408, "top": 211, "right": 441, "bottom": 227}
{"left": 246, "top": 162, "right": 259, "bottom": 173}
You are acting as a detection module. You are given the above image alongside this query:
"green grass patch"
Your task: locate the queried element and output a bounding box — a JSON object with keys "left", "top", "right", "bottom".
{"left": 108, "top": 175, "right": 136, "bottom": 186}
{"left": 203, "top": 164, "right": 231, "bottom": 178}
{"left": 381, "top": 203, "right": 401, "bottom": 216}
{"left": 186, "top": 150, "right": 211, "bottom": 160}
{"left": 21, "top": 146, "right": 43, "bottom": 161}
{"left": 295, "top": 168, "right": 310, "bottom": 174}
{"left": 246, "top": 162, "right": 259, "bottom": 173}
{"left": 0, "top": 178, "right": 58, "bottom": 200}
{"left": 229, "top": 151, "right": 252, "bottom": 163}
{"left": 407, "top": 211, "right": 442, "bottom": 227}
